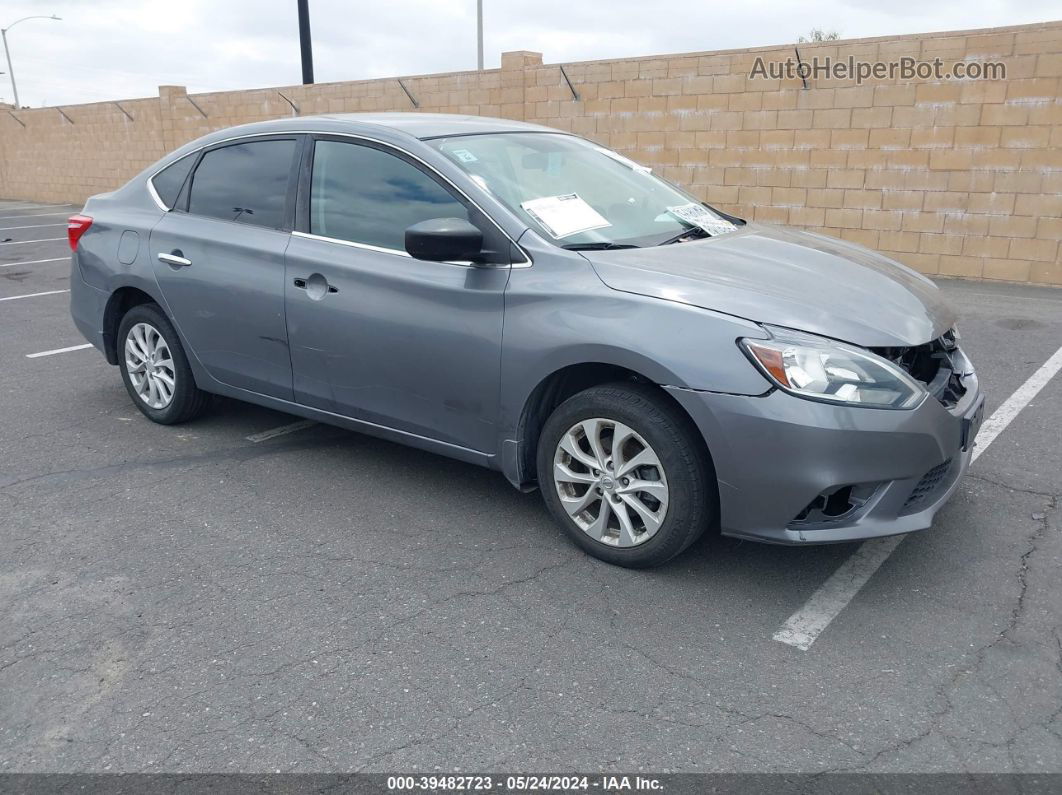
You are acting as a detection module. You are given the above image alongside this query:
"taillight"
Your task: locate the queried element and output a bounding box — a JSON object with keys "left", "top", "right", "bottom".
{"left": 67, "top": 214, "right": 93, "bottom": 251}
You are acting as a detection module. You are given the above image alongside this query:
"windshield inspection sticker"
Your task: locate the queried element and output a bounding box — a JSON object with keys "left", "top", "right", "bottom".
{"left": 595, "top": 147, "right": 652, "bottom": 174}
{"left": 521, "top": 194, "right": 611, "bottom": 239}
{"left": 452, "top": 148, "right": 478, "bottom": 163}
{"left": 667, "top": 203, "right": 738, "bottom": 236}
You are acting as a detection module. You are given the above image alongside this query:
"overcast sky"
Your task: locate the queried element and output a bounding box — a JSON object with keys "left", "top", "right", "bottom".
{"left": 2, "top": 0, "right": 1058, "bottom": 107}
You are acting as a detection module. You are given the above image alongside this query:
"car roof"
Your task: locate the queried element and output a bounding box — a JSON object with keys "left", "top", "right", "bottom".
{"left": 318, "top": 112, "right": 557, "bottom": 139}
{"left": 193, "top": 112, "right": 558, "bottom": 144}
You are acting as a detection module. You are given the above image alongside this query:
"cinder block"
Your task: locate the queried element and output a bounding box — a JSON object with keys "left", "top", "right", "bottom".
{"left": 1009, "top": 237, "right": 1059, "bottom": 262}
{"left": 983, "top": 258, "right": 1032, "bottom": 282}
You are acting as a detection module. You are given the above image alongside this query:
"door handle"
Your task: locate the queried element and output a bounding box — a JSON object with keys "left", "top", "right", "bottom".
{"left": 293, "top": 275, "right": 338, "bottom": 294}
{"left": 158, "top": 251, "right": 192, "bottom": 267}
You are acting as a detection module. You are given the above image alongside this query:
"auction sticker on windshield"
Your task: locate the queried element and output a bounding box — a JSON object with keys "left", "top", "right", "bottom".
{"left": 668, "top": 203, "right": 738, "bottom": 236}
{"left": 521, "top": 194, "right": 611, "bottom": 238}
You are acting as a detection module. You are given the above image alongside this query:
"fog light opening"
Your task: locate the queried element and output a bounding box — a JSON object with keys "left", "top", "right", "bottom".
{"left": 789, "top": 482, "right": 880, "bottom": 527}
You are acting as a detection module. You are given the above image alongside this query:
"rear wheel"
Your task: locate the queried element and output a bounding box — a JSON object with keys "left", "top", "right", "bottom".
{"left": 536, "top": 382, "right": 715, "bottom": 568}
{"left": 117, "top": 303, "right": 210, "bottom": 424}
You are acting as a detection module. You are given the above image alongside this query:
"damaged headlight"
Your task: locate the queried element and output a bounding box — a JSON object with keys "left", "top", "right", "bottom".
{"left": 740, "top": 327, "right": 926, "bottom": 410}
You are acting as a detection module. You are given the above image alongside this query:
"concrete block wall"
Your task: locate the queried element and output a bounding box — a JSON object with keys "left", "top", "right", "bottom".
{"left": 0, "top": 20, "right": 1058, "bottom": 285}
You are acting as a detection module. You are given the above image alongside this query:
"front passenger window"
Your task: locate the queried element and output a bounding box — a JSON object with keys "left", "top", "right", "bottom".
{"left": 310, "top": 141, "right": 470, "bottom": 252}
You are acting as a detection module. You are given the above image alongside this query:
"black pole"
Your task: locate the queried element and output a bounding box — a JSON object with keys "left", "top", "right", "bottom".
{"left": 298, "top": 0, "right": 314, "bottom": 84}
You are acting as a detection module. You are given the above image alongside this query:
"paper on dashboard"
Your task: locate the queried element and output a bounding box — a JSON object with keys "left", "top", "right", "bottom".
{"left": 521, "top": 194, "right": 611, "bottom": 239}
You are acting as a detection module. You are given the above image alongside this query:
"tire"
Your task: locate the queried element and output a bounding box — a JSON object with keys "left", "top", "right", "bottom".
{"left": 117, "top": 303, "right": 210, "bottom": 424}
{"left": 536, "top": 382, "right": 716, "bottom": 569}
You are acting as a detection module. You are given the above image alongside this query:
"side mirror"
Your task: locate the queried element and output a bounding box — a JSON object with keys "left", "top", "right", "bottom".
{"left": 404, "top": 218, "right": 483, "bottom": 262}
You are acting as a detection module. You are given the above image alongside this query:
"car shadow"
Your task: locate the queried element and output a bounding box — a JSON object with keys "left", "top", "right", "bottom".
{"left": 219, "top": 408, "right": 866, "bottom": 605}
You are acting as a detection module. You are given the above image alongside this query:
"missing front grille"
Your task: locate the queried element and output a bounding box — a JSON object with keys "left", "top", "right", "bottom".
{"left": 872, "top": 330, "right": 968, "bottom": 408}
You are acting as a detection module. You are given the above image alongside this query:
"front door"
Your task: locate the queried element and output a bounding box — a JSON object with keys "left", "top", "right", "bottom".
{"left": 149, "top": 136, "right": 299, "bottom": 399}
{"left": 284, "top": 137, "right": 512, "bottom": 453}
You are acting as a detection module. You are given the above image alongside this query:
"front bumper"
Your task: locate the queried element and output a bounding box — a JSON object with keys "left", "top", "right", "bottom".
{"left": 666, "top": 364, "right": 984, "bottom": 544}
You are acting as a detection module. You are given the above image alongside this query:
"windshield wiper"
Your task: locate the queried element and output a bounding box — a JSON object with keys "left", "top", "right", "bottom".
{"left": 561, "top": 242, "right": 640, "bottom": 251}
{"left": 657, "top": 226, "right": 711, "bottom": 246}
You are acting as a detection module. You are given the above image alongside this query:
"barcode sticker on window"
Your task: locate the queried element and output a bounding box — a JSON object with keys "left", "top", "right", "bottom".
{"left": 667, "top": 204, "right": 737, "bottom": 236}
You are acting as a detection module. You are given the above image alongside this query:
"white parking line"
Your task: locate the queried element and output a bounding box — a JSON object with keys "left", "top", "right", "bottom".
{"left": 0, "top": 288, "right": 70, "bottom": 302}
{"left": 0, "top": 237, "right": 66, "bottom": 246}
{"left": 772, "top": 537, "right": 906, "bottom": 651}
{"left": 0, "top": 223, "right": 66, "bottom": 230}
{"left": 0, "top": 203, "right": 71, "bottom": 211}
{"left": 25, "top": 343, "right": 92, "bottom": 358}
{"left": 246, "top": 420, "right": 317, "bottom": 443}
{"left": 0, "top": 212, "right": 72, "bottom": 220}
{"left": 773, "top": 343, "right": 1062, "bottom": 651}
{"left": 974, "top": 345, "right": 1062, "bottom": 453}
{"left": 0, "top": 257, "right": 68, "bottom": 268}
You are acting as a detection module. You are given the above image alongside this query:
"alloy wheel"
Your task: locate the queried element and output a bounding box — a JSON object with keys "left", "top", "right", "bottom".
{"left": 125, "top": 322, "right": 176, "bottom": 410}
{"left": 553, "top": 417, "right": 669, "bottom": 547}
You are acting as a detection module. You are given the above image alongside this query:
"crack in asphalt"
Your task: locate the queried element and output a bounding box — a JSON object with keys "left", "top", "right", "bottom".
{"left": 967, "top": 472, "right": 1061, "bottom": 500}
{"left": 818, "top": 493, "right": 1060, "bottom": 772}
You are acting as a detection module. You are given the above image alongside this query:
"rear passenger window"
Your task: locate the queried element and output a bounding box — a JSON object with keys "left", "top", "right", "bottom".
{"left": 151, "top": 153, "right": 195, "bottom": 209}
{"left": 310, "top": 140, "right": 468, "bottom": 251}
{"left": 188, "top": 139, "right": 295, "bottom": 229}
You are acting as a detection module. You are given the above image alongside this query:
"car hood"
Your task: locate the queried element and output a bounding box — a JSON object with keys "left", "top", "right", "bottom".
{"left": 583, "top": 223, "right": 956, "bottom": 347}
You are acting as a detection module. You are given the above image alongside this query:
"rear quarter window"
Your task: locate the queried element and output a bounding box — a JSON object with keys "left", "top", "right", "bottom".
{"left": 150, "top": 153, "right": 196, "bottom": 210}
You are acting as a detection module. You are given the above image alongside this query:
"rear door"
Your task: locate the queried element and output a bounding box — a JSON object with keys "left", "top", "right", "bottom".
{"left": 149, "top": 136, "right": 300, "bottom": 399}
{"left": 284, "top": 136, "right": 513, "bottom": 453}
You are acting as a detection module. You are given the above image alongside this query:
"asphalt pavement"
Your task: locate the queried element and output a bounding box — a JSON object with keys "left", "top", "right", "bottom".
{"left": 1, "top": 199, "right": 1060, "bottom": 773}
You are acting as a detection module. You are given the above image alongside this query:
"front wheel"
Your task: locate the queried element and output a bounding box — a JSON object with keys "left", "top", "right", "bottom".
{"left": 117, "top": 303, "right": 210, "bottom": 424}
{"left": 536, "top": 383, "right": 716, "bottom": 568}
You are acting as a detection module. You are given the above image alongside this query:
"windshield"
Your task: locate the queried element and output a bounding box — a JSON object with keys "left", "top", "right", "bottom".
{"left": 428, "top": 133, "right": 741, "bottom": 248}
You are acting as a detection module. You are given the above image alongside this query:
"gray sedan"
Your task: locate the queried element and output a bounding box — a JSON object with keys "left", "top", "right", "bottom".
{"left": 67, "top": 113, "right": 984, "bottom": 568}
